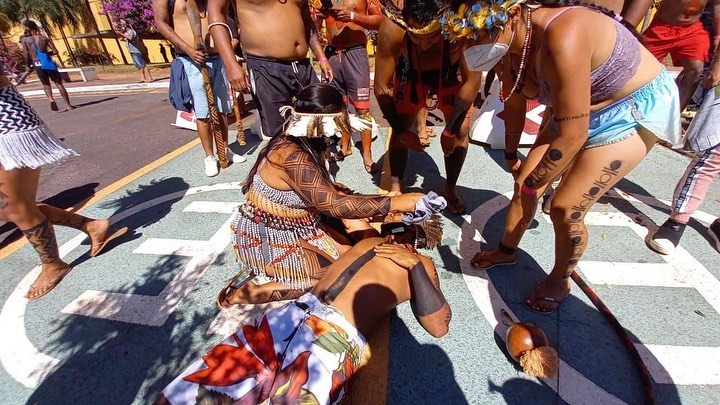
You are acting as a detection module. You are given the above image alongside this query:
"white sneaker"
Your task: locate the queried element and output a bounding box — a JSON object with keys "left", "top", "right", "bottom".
{"left": 204, "top": 155, "right": 219, "bottom": 177}
{"left": 226, "top": 148, "right": 247, "bottom": 163}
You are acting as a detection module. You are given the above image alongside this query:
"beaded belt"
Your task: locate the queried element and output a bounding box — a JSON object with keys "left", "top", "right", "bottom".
{"left": 238, "top": 202, "right": 319, "bottom": 231}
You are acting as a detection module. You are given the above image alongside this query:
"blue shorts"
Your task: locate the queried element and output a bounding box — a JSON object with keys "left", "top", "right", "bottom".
{"left": 551, "top": 68, "right": 681, "bottom": 149}
{"left": 177, "top": 55, "right": 231, "bottom": 119}
{"left": 130, "top": 52, "right": 146, "bottom": 69}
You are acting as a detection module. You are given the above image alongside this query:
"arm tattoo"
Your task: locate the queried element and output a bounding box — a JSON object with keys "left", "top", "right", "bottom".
{"left": 409, "top": 262, "right": 447, "bottom": 316}
{"left": 285, "top": 150, "right": 391, "bottom": 218}
{"left": 524, "top": 148, "right": 564, "bottom": 188}
{"left": 269, "top": 289, "right": 306, "bottom": 302}
{"left": 554, "top": 112, "right": 589, "bottom": 122}
{"left": 322, "top": 249, "right": 377, "bottom": 303}
{"left": 446, "top": 98, "right": 472, "bottom": 135}
{"left": 22, "top": 219, "right": 60, "bottom": 264}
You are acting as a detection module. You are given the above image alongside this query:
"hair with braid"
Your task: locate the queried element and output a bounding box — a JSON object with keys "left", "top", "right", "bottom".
{"left": 530, "top": 0, "right": 644, "bottom": 44}
{"left": 241, "top": 84, "right": 343, "bottom": 194}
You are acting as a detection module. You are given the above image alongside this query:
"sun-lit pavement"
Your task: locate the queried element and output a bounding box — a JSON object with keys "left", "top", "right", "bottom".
{"left": 0, "top": 88, "right": 718, "bottom": 404}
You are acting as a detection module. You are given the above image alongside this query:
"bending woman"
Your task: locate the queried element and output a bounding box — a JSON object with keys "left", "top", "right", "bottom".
{"left": 450, "top": 0, "right": 681, "bottom": 312}
{"left": 219, "top": 83, "right": 426, "bottom": 306}
{"left": 0, "top": 68, "right": 126, "bottom": 300}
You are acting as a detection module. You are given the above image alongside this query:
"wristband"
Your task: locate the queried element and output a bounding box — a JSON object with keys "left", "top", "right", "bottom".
{"left": 520, "top": 183, "right": 537, "bottom": 196}
{"left": 504, "top": 151, "right": 518, "bottom": 160}
{"left": 441, "top": 129, "right": 455, "bottom": 139}
{"left": 350, "top": 11, "right": 355, "bottom": 21}
{"left": 319, "top": 56, "right": 328, "bottom": 62}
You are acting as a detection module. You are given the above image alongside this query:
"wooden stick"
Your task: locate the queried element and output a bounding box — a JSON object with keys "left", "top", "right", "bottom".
{"left": 233, "top": 86, "right": 246, "bottom": 145}
{"left": 186, "top": 0, "right": 229, "bottom": 168}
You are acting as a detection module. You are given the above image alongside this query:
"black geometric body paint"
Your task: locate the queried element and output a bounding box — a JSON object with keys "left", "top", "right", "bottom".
{"left": 446, "top": 98, "right": 473, "bottom": 135}
{"left": 409, "top": 262, "right": 447, "bottom": 316}
{"left": 22, "top": 219, "right": 60, "bottom": 264}
{"left": 554, "top": 112, "right": 590, "bottom": 122}
{"left": 0, "top": 183, "right": 9, "bottom": 210}
{"left": 525, "top": 148, "right": 564, "bottom": 188}
{"left": 322, "top": 249, "right": 377, "bottom": 303}
{"left": 270, "top": 289, "right": 306, "bottom": 302}
{"left": 565, "top": 160, "right": 623, "bottom": 273}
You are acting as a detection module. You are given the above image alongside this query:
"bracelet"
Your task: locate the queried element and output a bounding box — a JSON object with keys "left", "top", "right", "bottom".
{"left": 441, "top": 129, "right": 455, "bottom": 138}
{"left": 350, "top": 11, "right": 355, "bottom": 21}
{"left": 207, "top": 22, "right": 234, "bottom": 48}
{"left": 520, "top": 183, "right": 537, "bottom": 196}
{"left": 504, "top": 151, "right": 518, "bottom": 160}
{"left": 318, "top": 56, "right": 328, "bottom": 62}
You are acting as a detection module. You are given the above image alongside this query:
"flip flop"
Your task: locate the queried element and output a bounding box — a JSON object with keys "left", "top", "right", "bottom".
{"left": 330, "top": 150, "right": 350, "bottom": 162}
{"left": 445, "top": 196, "right": 467, "bottom": 215}
{"left": 25, "top": 266, "right": 72, "bottom": 300}
{"left": 470, "top": 251, "right": 517, "bottom": 270}
{"left": 50, "top": 101, "right": 59, "bottom": 111}
{"left": 90, "top": 226, "right": 129, "bottom": 257}
{"left": 364, "top": 162, "right": 379, "bottom": 174}
{"left": 525, "top": 296, "right": 561, "bottom": 314}
{"left": 217, "top": 271, "right": 254, "bottom": 309}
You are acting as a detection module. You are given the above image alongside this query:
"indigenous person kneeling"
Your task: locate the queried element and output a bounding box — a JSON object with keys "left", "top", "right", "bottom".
{"left": 462, "top": 0, "right": 682, "bottom": 313}
{"left": 217, "top": 83, "right": 427, "bottom": 306}
{"left": 156, "top": 217, "right": 450, "bottom": 404}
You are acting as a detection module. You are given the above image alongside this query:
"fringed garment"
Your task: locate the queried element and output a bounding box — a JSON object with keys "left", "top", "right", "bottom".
{"left": 231, "top": 173, "right": 340, "bottom": 290}
{"left": 0, "top": 84, "right": 77, "bottom": 170}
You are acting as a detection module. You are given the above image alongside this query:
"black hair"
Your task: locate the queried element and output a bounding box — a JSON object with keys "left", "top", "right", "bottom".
{"left": 241, "top": 83, "right": 346, "bottom": 194}
{"left": 23, "top": 20, "right": 38, "bottom": 31}
{"left": 530, "top": 0, "right": 644, "bottom": 43}
{"left": 402, "top": 0, "right": 446, "bottom": 27}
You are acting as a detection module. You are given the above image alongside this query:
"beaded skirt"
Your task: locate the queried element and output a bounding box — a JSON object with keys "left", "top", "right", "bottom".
{"left": 0, "top": 84, "right": 77, "bottom": 171}
{"left": 231, "top": 201, "right": 340, "bottom": 290}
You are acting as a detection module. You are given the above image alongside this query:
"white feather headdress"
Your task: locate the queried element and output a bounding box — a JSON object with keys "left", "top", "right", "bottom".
{"left": 279, "top": 106, "right": 373, "bottom": 138}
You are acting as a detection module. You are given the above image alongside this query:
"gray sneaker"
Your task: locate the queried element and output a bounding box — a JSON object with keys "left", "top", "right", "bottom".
{"left": 648, "top": 219, "right": 686, "bottom": 255}
{"left": 708, "top": 219, "right": 720, "bottom": 253}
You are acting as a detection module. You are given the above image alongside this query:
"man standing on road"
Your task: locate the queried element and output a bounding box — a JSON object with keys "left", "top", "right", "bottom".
{"left": 153, "top": 0, "right": 246, "bottom": 177}
{"left": 19, "top": 21, "right": 76, "bottom": 112}
{"left": 643, "top": 0, "right": 719, "bottom": 111}
{"left": 117, "top": 20, "right": 154, "bottom": 83}
{"left": 207, "top": 0, "right": 333, "bottom": 140}
{"left": 374, "top": 0, "right": 483, "bottom": 215}
{"left": 314, "top": 0, "right": 382, "bottom": 174}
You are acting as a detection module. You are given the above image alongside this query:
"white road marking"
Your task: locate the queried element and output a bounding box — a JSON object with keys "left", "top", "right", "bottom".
{"left": 183, "top": 201, "right": 238, "bottom": 214}
{"left": 132, "top": 238, "right": 212, "bottom": 257}
{"left": 461, "top": 189, "right": 720, "bottom": 396}
{"left": 0, "top": 183, "right": 242, "bottom": 388}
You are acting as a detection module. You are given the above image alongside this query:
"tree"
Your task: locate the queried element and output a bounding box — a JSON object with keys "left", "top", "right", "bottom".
{"left": 0, "top": 0, "right": 91, "bottom": 66}
{"left": 100, "top": 0, "right": 154, "bottom": 33}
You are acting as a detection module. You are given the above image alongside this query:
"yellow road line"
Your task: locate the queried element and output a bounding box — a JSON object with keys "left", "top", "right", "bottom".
{"left": 0, "top": 138, "right": 201, "bottom": 260}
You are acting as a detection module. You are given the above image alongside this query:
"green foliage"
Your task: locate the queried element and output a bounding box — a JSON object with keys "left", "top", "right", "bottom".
{"left": 0, "top": 0, "right": 88, "bottom": 29}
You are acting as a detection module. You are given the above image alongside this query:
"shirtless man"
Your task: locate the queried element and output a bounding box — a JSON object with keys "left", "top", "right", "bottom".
{"left": 643, "top": 0, "right": 719, "bottom": 110}
{"left": 314, "top": 0, "right": 382, "bottom": 173}
{"left": 207, "top": 0, "right": 333, "bottom": 140}
{"left": 157, "top": 223, "right": 450, "bottom": 404}
{"left": 374, "top": 0, "right": 484, "bottom": 215}
{"left": 153, "top": 0, "right": 246, "bottom": 178}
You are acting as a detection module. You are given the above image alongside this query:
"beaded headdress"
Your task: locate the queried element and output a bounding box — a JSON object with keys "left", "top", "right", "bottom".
{"left": 279, "top": 106, "right": 372, "bottom": 138}
{"left": 379, "top": 0, "right": 443, "bottom": 35}
{"left": 441, "top": 0, "right": 526, "bottom": 42}
{"left": 381, "top": 214, "right": 444, "bottom": 250}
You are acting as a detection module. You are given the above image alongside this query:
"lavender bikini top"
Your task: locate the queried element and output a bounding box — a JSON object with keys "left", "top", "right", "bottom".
{"left": 538, "top": 7, "right": 641, "bottom": 106}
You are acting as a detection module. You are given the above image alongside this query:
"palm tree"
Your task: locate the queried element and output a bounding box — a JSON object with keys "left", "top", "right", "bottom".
{"left": 0, "top": 0, "right": 90, "bottom": 66}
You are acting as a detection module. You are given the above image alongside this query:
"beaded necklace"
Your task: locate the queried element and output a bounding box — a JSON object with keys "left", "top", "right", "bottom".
{"left": 499, "top": 7, "right": 533, "bottom": 103}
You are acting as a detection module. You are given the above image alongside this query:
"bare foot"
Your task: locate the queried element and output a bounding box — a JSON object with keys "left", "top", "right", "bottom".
{"left": 525, "top": 277, "right": 571, "bottom": 313}
{"left": 25, "top": 261, "right": 72, "bottom": 300}
{"left": 86, "top": 219, "right": 110, "bottom": 256}
{"left": 66, "top": 105, "right": 77, "bottom": 111}
{"left": 470, "top": 249, "right": 516, "bottom": 270}
{"left": 444, "top": 187, "right": 466, "bottom": 215}
{"left": 386, "top": 180, "right": 402, "bottom": 197}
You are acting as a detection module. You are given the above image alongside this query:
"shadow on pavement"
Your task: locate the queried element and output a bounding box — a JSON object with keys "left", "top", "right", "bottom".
{"left": 0, "top": 182, "right": 100, "bottom": 249}
{"left": 73, "top": 97, "right": 118, "bottom": 108}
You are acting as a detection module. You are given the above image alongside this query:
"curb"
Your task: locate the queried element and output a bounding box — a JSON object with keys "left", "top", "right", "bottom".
{"left": 19, "top": 81, "right": 169, "bottom": 97}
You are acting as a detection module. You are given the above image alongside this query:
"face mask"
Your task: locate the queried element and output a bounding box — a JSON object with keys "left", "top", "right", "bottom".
{"left": 463, "top": 27, "right": 515, "bottom": 72}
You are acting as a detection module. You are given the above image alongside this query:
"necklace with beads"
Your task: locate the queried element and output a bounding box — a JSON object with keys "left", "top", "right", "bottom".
{"left": 499, "top": 7, "right": 533, "bottom": 103}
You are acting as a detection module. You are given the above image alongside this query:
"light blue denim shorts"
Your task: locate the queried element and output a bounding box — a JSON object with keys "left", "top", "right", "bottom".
{"left": 178, "top": 54, "right": 231, "bottom": 119}
{"left": 551, "top": 68, "right": 681, "bottom": 149}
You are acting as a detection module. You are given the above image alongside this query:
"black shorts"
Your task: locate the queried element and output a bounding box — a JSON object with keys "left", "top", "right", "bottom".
{"left": 326, "top": 44, "right": 371, "bottom": 110}
{"left": 35, "top": 68, "right": 62, "bottom": 86}
{"left": 245, "top": 54, "right": 319, "bottom": 138}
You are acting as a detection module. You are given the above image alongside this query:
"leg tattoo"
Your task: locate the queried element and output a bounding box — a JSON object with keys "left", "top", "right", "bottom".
{"left": 22, "top": 219, "right": 60, "bottom": 264}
